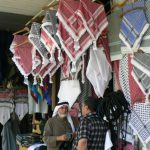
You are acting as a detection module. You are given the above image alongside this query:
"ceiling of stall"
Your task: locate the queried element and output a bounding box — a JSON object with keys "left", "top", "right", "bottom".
{"left": 0, "top": 0, "right": 54, "bottom": 31}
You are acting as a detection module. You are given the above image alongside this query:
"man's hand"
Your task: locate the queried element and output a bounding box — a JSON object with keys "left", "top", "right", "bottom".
{"left": 77, "top": 138, "right": 87, "bottom": 150}
{"left": 56, "top": 134, "right": 67, "bottom": 141}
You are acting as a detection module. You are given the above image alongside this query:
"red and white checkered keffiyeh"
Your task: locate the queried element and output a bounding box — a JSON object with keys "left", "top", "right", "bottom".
{"left": 57, "top": 0, "right": 86, "bottom": 51}
{"left": 61, "top": 51, "right": 71, "bottom": 79}
{"left": 32, "top": 50, "right": 49, "bottom": 85}
{"left": 57, "top": 21, "right": 92, "bottom": 72}
{"left": 48, "top": 50, "right": 64, "bottom": 83}
{"left": 10, "top": 35, "right": 33, "bottom": 84}
{"left": 77, "top": 0, "right": 108, "bottom": 50}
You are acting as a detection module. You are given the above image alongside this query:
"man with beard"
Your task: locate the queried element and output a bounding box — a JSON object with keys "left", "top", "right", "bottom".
{"left": 43, "top": 101, "right": 76, "bottom": 150}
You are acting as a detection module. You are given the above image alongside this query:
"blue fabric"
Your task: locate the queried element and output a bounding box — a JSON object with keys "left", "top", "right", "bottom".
{"left": 120, "top": 1, "right": 149, "bottom": 49}
{"left": 43, "top": 83, "right": 52, "bottom": 105}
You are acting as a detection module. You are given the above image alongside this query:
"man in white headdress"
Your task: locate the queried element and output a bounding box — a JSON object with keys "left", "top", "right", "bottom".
{"left": 43, "top": 101, "right": 77, "bottom": 150}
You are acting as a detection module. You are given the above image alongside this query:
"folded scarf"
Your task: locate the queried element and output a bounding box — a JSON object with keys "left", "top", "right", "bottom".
{"left": 121, "top": 0, "right": 150, "bottom": 54}
{"left": 119, "top": 0, "right": 149, "bottom": 53}
{"left": 107, "top": 9, "right": 122, "bottom": 61}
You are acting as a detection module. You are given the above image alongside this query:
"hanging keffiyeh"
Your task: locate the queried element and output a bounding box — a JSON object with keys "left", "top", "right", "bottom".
{"left": 57, "top": 22, "right": 92, "bottom": 72}
{"left": 41, "top": 10, "right": 62, "bottom": 62}
{"left": 57, "top": 0, "right": 86, "bottom": 51}
{"left": 10, "top": 35, "right": 33, "bottom": 84}
{"left": 129, "top": 102, "right": 150, "bottom": 145}
{"left": 119, "top": 55, "right": 131, "bottom": 104}
{"left": 119, "top": 0, "right": 149, "bottom": 53}
{"left": 77, "top": 0, "right": 108, "bottom": 50}
{"left": 28, "top": 22, "right": 49, "bottom": 65}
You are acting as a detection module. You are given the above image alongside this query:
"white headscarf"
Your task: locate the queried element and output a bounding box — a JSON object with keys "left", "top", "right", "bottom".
{"left": 52, "top": 101, "right": 75, "bottom": 132}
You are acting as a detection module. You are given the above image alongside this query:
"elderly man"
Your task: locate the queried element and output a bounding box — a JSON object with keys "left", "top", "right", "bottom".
{"left": 43, "top": 101, "right": 76, "bottom": 150}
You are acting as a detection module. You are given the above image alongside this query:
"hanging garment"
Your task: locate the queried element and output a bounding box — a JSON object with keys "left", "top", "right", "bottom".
{"left": 40, "top": 29, "right": 55, "bottom": 60}
{"left": 41, "top": 10, "right": 62, "bottom": 62}
{"left": 77, "top": 0, "right": 108, "bottom": 50}
{"left": 86, "top": 47, "right": 112, "bottom": 98}
{"left": 108, "top": 9, "right": 122, "bottom": 61}
{"left": 28, "top": 22, "right": 49, "bottom": 65}
{"left": 42, "top": 10, "right": 60, "bottom": 49}
{"left": 119, "top": 0, "right": 149, "bottom": 53}
{"left": 39, "top": 61, "right": 56, "bottom": 85}
{"left": 129, "top": 102, "right": 150, "bottom": 144}
{"left": 10, "top": 35, "right": 33, "bottom": 84}
{"left": 119, "top": 55, "right": 131, "bottom": 104}
{"left": 57, "top": 0, "right": 86, "bottom": 51}
{"left": 97, "top": 35, "right": 112, "bottom": 67}
{"left": 57, "top": 80, "right": 81, "bottom": 108}
{"left": 57, "top": 21, "right": 92, "bottom": 72}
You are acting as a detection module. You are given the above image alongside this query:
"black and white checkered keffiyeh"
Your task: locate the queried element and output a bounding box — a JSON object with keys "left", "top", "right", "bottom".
{"left": 42, "top": 10, "right": 61, "bottom": 50}
{"left": 129, "top": 102, "right": 150, "bottom": 144}
{"left": 119, "top": 55, "right": 131, "bottom": 104}
{"left": 28, "top": 22, "right": 49, "bottom": 65}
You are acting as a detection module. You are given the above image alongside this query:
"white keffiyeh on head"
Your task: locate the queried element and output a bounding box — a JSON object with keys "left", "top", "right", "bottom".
{"left": 52, "top": 101, "right": 75, "bottom": 132}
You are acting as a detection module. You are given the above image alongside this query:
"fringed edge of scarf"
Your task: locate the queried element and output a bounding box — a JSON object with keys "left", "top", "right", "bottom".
{"left": 41, "top": 22, "right": 61, "bottom": 51}
{"left": 56, "top": 30, "right": 93, "bottom": 67}
{"left": 56, "top": 11, "right": 86, "bottom": 51}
